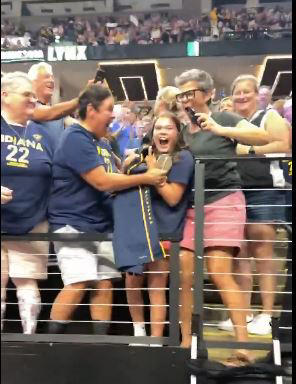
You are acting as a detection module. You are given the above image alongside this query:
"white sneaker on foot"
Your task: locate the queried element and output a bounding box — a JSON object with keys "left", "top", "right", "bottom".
{"left": 247, "top": 314, "right": 272, "bottom": 335}
{"left": 218, "top": 315, "right": 254, "bottom": 332}
{"left": 129, "top": 323, "right": 149, "bottom": 346}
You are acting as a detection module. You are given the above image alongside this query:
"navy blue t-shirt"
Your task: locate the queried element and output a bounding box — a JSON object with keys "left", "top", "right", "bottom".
{"left": 33, "top": 101, "right": 65, "bottom": 150}
{"left": 32, "top": 118, "right": 64, "bottom": 151}
{"left": 151, "top": 150, "right": 194, "bottom": 240}
{"left": 1, "top": 116, "right": 55, "bottom": 234}
{"left": 49, "top": 123, "right": 116, "bottom": 233}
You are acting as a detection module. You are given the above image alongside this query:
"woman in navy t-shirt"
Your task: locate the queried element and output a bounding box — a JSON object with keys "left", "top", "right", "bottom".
{"left": 1, "top": 72, "right": 54, "bottom": 334}
{"left": 47, "top": 85, "right": 167, "bottom": 334}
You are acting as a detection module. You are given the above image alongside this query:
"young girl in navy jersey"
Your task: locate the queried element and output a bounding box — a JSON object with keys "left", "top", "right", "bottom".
{"left": 124, "top": 112, "right": 194, "bottom": 344}
{"left": 1, "top": 72, "right": 55, "bottom": 334}
{"left": 48, "top": 85, "right": 166, "bottom": 334}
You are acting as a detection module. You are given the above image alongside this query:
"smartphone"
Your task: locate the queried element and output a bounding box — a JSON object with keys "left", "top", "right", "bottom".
{"left": 185, "top": 107, "right": 200, "bottom": 126}
{"left": 94, "top": 67, "right": 106, "bottom": 84}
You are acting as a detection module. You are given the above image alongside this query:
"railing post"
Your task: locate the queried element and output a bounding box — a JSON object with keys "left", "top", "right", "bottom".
{"left": 192, "top": 160, "right": 207, "bottom": 355}
{"left": 168, "top": 241, "right": 180, "bottom": 346}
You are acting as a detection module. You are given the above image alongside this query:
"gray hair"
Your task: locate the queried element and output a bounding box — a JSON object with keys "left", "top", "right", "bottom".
{"left": 175, "top": 69, "right": 214, "bottom": 91}
{"left": 1, "top": 71, "right": 32, "bottom": 92}
{"left": 27, "top": 62, "right": 53, "bottom": 81}
{"left": 231, "top": 74, "right": 259, "bottom": 95}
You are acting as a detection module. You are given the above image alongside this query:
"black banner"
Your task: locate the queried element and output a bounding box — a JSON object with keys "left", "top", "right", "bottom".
{"left": 1, "top": 48, "right": 46, "bottom": 63}
{"left": 1, "top": 38, "right": 291, "bottom": 64}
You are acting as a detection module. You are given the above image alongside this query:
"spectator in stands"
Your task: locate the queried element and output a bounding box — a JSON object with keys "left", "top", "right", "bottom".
{"left": 272, "top": 98, "right": 287, "bottom": 117}
{"left": 27, "top": 62, "right": 82, "bottom": 145}
{"left": 208, "top": 88, "right": 221, "bottom": 113}
{"left": 222, "top": 21, "right": 234, "bottom": 34}
{"left": 283, "top": 97, "right": 292, "bottom": 127}
{"left": 258, "top": 85, "right": 273, "bottom": 111}
{"left": 218, "top": 74, "right": 290, "bottom": 336}
{"left": 154, "top": 86, "right": 192, "bottom": 131}
{"left": 136, "top": 115, "right": 153, "bottom": 141}
{"left": 47, "top": 84, "right": 167, "bottom": 334}
{"left": 219, "top": 96, "right": 234, "bottom": 113}
{"left": 154, "top": 86, "right": 180, "bottom": 116}
{"left": 175, "top": 69, "right": 273, "bottom": 363}
{"left": 0, "top": 5, "right": 292, "bottom": 49}
{"left": 109, "top": 104, "right": 140, "bottom": 157}
{"left": 1, "top": 72, "right": 56, "bottom": 334}
{"left": 209, "top": 7, "right": 218, "bottom": 30}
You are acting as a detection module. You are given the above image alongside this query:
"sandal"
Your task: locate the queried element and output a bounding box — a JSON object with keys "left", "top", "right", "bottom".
{"left": 225, "top": 350, "right": 255, "bottom": 367}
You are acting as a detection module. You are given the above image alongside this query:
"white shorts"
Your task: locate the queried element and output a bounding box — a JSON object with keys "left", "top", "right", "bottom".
{"left": 1, "top": 221, "right": 49, "bottom": 280}
{"left": 54, "top": 225, "right": 122, "bottom": 286}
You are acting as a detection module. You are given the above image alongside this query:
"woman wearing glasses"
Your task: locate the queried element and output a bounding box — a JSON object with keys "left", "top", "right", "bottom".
{"left": 1, "top": 72, "right": 55, "bottom": 334}
{"left": 174, "top": 69, "right": 273, "bottom": 364}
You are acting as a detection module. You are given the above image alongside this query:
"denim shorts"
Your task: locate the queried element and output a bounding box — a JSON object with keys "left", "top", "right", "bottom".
{"left": 244, "top": 190, "right": 286, "bottom": 223}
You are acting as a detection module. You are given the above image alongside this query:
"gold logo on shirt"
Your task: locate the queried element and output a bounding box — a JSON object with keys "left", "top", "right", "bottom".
{"left": 33, "top": 134, "right": 42, "bottom": 141}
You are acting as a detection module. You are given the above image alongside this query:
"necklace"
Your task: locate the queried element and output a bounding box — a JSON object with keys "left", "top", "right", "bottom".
{"left": 3, "top": 118, "right": 28, "bottom": 140}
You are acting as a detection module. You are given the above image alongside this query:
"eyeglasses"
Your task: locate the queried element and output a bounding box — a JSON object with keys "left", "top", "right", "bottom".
{"left": 176, "top": 88, "right": 205, "bottom": 102}
{"left": 9, "top": 91, "right": 37, "bottom": 100}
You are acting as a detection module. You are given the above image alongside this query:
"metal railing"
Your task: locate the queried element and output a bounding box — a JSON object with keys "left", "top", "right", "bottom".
{"left": 1, "top": 230, "right": 181, "bottom": 346}
{"left": 1, "top": 154, "right": 292, "bottom": 356}
{"left": 192, "top": 154, "right": 292, "bottom": 356}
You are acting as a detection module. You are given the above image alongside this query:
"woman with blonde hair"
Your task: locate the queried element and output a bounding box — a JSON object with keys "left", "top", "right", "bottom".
{"left": 218, "top": 74, "right": 290, "bottom": 335}
{"left": 219, "top": 96, "right": 234, "bottom": 113}
{"left": 154, "top": 86, "right": 180, "bottom": 116}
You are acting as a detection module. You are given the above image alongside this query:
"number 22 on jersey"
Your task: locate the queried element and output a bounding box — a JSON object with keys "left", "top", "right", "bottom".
{"left": 6, "top": 144, "right": 30, "bottom": 168}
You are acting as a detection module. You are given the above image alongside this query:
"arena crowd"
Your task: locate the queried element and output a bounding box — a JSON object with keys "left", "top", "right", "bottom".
{"left": 1, "top": 4, "right": 292, "bottom": 49}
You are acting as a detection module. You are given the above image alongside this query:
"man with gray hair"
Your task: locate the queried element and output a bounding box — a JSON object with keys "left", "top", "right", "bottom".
{"left": 27, "top": 62, "right": 79, "bottom": 123}
{"left": 27, "top": 62, "right": 80, "bottom": 147}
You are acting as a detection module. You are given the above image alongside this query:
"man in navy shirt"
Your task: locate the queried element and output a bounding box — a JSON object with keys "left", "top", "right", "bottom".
{"left": 27, "top": 62, "right": 79, "bottom": 149}
{"left": 28, "top": 62, "right": 79, "bottom": 124}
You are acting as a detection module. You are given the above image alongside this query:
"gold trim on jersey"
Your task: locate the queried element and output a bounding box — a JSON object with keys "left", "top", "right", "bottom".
{"left": 139, "top": 186, "right": 154, "bottom": 262}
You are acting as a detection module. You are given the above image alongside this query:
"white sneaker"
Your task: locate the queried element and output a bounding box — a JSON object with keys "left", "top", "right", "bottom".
{"left": 218, "top": 315, "right": 254, "bottom": 332}
{"left": 247, "top": 314, "right": 272, "bottom": 335}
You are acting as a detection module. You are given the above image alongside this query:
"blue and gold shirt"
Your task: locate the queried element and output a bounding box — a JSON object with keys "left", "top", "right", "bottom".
{"left": 1, "top": 116, "right": 55, "bottom": 234}
{"left": 49, "top": 123, "right": 116, "bottom": 233}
